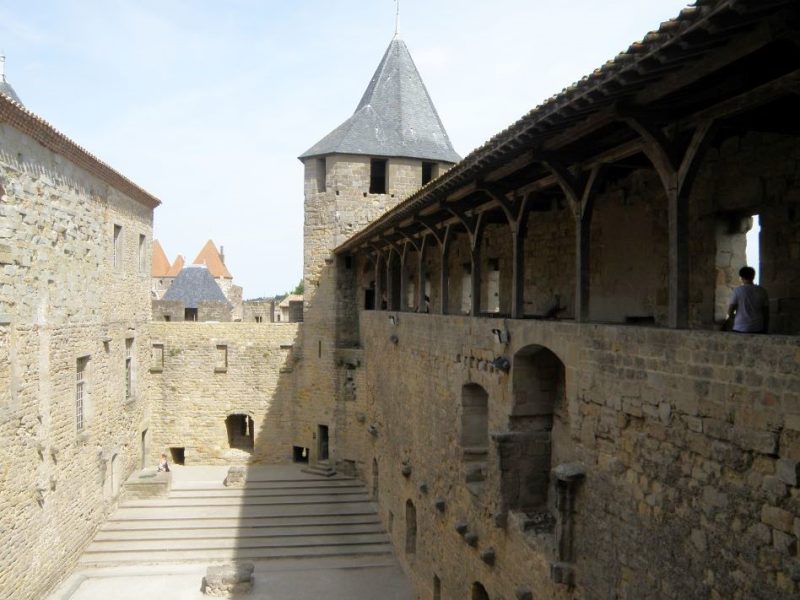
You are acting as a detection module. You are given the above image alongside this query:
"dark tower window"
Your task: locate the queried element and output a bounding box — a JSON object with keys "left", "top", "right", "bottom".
{"left": 422, "top": 162, "right": 435, "bottom": 185}
{"left": 370, "top": 159, "right": 387, "bottom": 194}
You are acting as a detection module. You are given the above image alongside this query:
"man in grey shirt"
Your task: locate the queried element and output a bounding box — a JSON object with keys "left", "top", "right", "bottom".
{"left": 726, "top": 266, "right": 769, "bottom": 333}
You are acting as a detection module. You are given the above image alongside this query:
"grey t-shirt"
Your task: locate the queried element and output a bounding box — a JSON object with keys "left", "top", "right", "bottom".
{"left": 729, "top": 284, "right": 769, "bottom": 332}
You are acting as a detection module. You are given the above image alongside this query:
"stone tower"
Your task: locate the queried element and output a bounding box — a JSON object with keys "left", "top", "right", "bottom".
{"left": 296, "top": 35, "right": 459, "bottom": 468}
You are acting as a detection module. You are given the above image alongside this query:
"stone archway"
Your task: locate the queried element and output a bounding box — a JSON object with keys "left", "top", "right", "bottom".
{"left": 495, "top": 345, "right": 565, "bottom": 518}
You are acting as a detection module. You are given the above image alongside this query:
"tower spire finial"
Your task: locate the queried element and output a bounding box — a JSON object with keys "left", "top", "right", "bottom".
{"left": 394, "top": 0, "right": 400, "bottom": 38}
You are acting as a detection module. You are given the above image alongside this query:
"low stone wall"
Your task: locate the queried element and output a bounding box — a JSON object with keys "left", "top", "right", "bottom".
{"left": 147, "top": 322, "right": 300, "bottom": 465}
{"left": 356, "top": 311, "right": 800, "bottom": 599}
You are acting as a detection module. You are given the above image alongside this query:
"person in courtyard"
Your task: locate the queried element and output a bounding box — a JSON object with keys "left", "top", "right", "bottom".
{"left": 157, "top": 453, "right": 170, "bottom": 472}
{"left": 726, "top": 266, "right": 769, "bottom": 333}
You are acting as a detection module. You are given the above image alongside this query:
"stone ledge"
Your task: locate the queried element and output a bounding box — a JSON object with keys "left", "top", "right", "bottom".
{"left": 123, "top": 469, "right": 171, "bottom": 499}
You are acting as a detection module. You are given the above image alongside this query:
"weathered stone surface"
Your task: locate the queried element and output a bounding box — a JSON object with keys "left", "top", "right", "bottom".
{"left": 762, "top": 505, "right": 794, "bottom": 533}
{"left": 223, "top": 466, "right": 247, "bottom": 488}
{"left": 202, "top": 562, "right": 254, "bottom": 596}
{"left": 777, "top": 459, "right": 800, "bottom": 487}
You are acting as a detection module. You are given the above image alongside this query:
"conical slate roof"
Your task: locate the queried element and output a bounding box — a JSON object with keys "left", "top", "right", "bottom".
{"left": 300, "top": 37, "right": 460, "bottom": 163}
{"left": 163, "top": 265, "right": 229, "bottom": 308}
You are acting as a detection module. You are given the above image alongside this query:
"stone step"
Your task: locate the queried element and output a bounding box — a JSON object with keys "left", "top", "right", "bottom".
{"left": 101, "top": 514, "right": 381, "bottom": 531}
{"left": 95, "top": 522, "right": 386, "bottom": 540}
{"left": 300, "top": 465, "right": 337, "bottom": 477}
{"left": 173, "top": 477, "right": 355, "bottom": 490}
{"left": 120, "top": 492, "right": 369, "bottom": 508}
{"left": 78, "top": 542, "right": 393, "bottom": 566}
{"left": 170, "top": 484, "right": 365, "bottom": 497}
{"left": 86, "top": 531, "right": 390, "bottom": 553}
{"left": 110, "top": 503, "right": 378, "bottom": 522}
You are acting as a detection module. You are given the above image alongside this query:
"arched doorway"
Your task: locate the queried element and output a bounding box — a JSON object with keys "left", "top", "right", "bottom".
{"left": 498, "top": 345, "right": 565, "bottom": 517}
{"left": 225, "top": 414, "right": 254, "bottom": 451}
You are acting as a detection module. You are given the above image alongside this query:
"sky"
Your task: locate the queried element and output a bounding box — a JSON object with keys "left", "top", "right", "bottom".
{"left": 0, "top": 0, "right": 693, "bottom": 298}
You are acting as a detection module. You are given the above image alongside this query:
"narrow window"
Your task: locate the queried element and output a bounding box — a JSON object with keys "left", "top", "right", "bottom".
{"left": 433, "top": 575, "right": 441, "bottom": 600}
{"left": 370, "top": 159, "right": 387, "bottom": 194}
{"left": 215, "top": 345, "right": 228, "bottom": 371}
{"left": 184, "top": 308, "right": 198, "bottom": 321}
{"left": 76, "top": 356, "right": 88, "bottom": 433}
{"left": 113, "top": 225, "right": 122, "bottom": 268}
{"left": 405, "top": 499, "right": 417, "bottom": 554}
{"left": 461, "top": 263, "right": 472, "bottom": 314}
{"left": 138, "top": 234, "right": 146, "bottom": 272}
{"left": 150, "top": 344, "right": 164, "bottom": 372}
{"left": 316, "top": 158, "right": 327, "bottom": 193}
{"left": 422, "top": 162, "right": 435, "bottom": 185}
{"left": 746, "top": 214, "right": 761, "bottom": 284}
{"left": 255, "top": 315, "right": 262, "bottom": 323}
{"left": 125, "top": 339, "right": 134, "bottom": 399}
{"left": 163, "top": 315, "right": 171, "bottom": 322}
{"left": 471, "top": 582, "right": 490, "bottom": 600}
{"left": 487, "top": 258, "right": 500, "bottom": 314}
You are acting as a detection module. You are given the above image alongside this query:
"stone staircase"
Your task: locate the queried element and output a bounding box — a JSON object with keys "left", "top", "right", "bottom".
{"left": 78, "top": 467, "right": 392, "bottom": 566}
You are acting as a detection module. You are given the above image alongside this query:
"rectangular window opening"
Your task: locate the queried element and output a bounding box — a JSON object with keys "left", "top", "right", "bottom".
{"left": 113, "top": 225, "right": 122, "bottom": 268}
{"left": 215, "top": 345, "right": 228, "bottom": 371}
{"left": 292, "top": 446, "right": 309, "bottom": 463}
{"left": 184, "top": 308, "right": 198, "bottom": 321}
{"left": 76, "top": 356, "right": 89, "bottom": 433}
{"left": 151, "top": 344, "right": 164, "bottom": 371}
{"left": 745, "top": 213, "right": 761, "bottom": 284}
{"left": 422, "top": 162, "right": 435, "bottom": 185}
{"left": 170, "top": 447, "right": 185, "bottom": 466}
{"left": 433, "top": 575, "right": 441, "bottom": 600}
{"left": 255, "top": 315, "right": 262, "bottom": 323}
{"left": 370, "top": 159, "right": 387, "bottom": 194}
{"left": 125, "top": 339, "right": 134, "bottom": 400}
{"left": 138, "top": 234, "right": 146, "bottom": 273}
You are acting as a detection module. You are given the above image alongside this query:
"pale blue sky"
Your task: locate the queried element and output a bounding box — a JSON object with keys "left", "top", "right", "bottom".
{"left": 0, "top": 0, "right": 691, "bottom": 297}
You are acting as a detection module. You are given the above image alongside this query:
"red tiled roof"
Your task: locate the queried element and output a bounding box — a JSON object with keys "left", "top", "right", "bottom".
{"left": 192, "top": 240, "right": 232, "bottom": 279}
{"left": 151, "top": 240, "right": 171, "bottom": 277}
{"left": 166, "top": 254, "right": 185, "bottom": 277}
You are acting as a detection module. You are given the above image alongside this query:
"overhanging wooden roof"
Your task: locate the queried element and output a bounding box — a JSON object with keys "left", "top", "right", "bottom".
{"left": 336, "top": 0, "right": 800, "bottom": 254}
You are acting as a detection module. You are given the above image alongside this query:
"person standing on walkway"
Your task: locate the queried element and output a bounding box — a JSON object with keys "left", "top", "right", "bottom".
{"left": 726, "top": 266, "right": 769, "bottom": 333}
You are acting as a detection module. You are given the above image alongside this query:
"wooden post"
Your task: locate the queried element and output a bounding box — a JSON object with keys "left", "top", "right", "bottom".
{"left": 543, "top": 162, "right": 601, "bottom": 323}
{"left": 625, "top": 117, "right": 715, "bottom": 329}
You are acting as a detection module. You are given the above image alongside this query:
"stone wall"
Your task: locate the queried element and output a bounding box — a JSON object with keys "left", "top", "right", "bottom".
{"left": 242, "top": 299, "right": 275, "bottom": 323}
{"left": 357, "top": 311, "right": 800, "bottom": 599}
{"left": 152, "top": 299, "right": 184, "bottom": 321}
{"left": 0, "top": 121, "right": 154, "bottom": 600}
{"left": 147, "top": 322, "right": 300, "bottom": 465}
{"left": 300, "top": 155, "right": 452, "bottom": 466}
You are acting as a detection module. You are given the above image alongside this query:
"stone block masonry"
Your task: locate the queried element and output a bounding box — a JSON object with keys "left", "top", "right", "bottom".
{"left": 147, "top": 322, "right": 300, "bottom": 465}
{"left": 358, "top": 312, "right": 800, "bottom": 599}
{"left": 0, "top": 116, "right": 155, "bottom": 600}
